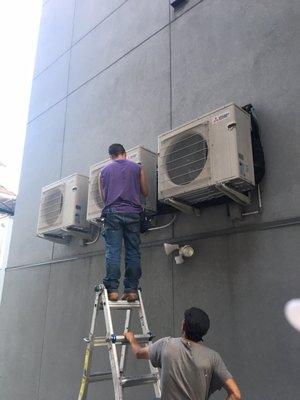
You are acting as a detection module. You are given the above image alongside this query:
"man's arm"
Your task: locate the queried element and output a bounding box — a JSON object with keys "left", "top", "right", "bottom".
{"left": 224, "top": 378, "right": 242, "bottom": 400}
{"left": 124, "top": 331, "right": 149, "bottom": 360}
{"left": 140, "top": 167, "right": 149, "bottom": 197}
{"left": 98, "top": 172, "right": 105, "bottom": 201}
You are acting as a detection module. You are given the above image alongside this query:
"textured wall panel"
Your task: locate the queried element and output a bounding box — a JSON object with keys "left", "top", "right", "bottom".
{"left": 0, "top": 267, "right": 50, "bottom": 400}
{"left": 37, "top": 259, "right": 92, "bottom": 400}
{"left": 34, "top": 0, "right": 75, "bottom": 75}
{"left": 7, "top": 101, "right": 65, "bottom": 267}
{"left": 62, "top": 28, "right": 170, "bottom": 177}
{"left": 73, "top": 0, "right": 126, "bottom": 43}
{"left": 29, "top": 52, "right": 69, "bottom": 121}
{"left": 226, "top": 227, "right": 300, "bottom": 399}
{"left": 69, "top": 0, "right": 169, "bottom": 91}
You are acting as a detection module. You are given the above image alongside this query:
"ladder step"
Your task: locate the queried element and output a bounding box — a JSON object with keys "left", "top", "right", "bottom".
{"left": 89, "top": 372, "right": 112, "bottom": 382}
{"left": 100, "top": 300, "right": 141, "bottom": 310}
{"left": 93, "top": 333, "right": 154, "bottom": 347}
{"left": 121, "top": 373, "right": 159, "bottom": 388}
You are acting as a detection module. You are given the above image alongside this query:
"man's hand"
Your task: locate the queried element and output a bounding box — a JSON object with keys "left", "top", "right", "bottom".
{"left": 124, "top": 330, "right": 149, "bottom": 360}
{"left": 124, "top": 331, "right": 135, "bottom": 344}
{"left": 224, "top": 378, "right": 242, "bottom": 400}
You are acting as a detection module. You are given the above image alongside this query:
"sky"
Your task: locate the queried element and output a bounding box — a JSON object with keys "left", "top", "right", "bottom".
{"left": 0, "top": 1, "right": 42, "bottom": 194}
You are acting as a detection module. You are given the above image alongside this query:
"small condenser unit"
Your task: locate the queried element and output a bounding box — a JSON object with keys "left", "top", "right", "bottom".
{"left": 87, "top": 146, "right": 157, "bottom": 223}
{"left": 158, "top": 103, "right": 255, "bottom": 204}
{"left": 37, "top": 173, "right": 91, "bottom": 242}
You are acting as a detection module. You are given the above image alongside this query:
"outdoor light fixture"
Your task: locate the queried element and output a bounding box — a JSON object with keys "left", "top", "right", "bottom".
{"left": 170, "top": 0, "right": 188, "bottom": 9}
{"left": 164, "top": 243, "right": 194, "bottom": 264}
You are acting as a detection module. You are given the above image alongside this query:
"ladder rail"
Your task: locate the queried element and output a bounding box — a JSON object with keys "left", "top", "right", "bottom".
{"left": 138, "top": 289, "right": 161, "bottom": 398}
{"left": 101, "top": 287, "right": 123, "bottom": 400}
{"left": 78, "top": 290, "right": 101, "bottom": 400}
{"left": 119, "top": 309, "right": 131, "bottom": 375}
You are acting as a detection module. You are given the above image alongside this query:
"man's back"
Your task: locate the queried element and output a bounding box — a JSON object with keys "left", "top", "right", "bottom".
{"left": 101, "top": 159, "right": 142, "bottom": 213}
{"left": 149, "top": 337, "right": 232, "bottom": 400}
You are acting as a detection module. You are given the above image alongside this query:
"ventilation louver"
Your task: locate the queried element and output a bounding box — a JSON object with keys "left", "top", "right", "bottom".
{"left": 38, "top": 185, "right": 64, "bottom": 229}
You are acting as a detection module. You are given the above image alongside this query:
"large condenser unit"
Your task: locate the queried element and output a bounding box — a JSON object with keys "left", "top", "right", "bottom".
{"left": 37, "top": 174, "right": 91, "bottom": 243}
{"left": 158, "top": 103, "right": 255, "bottom": 205}
{"left": 87, "top": 146, "right": 157, "bottom": 224}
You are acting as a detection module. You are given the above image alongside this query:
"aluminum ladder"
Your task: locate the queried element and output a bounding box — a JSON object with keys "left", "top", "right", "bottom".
{"left": 78, "top": 284, "right": 161, "bottom": 400}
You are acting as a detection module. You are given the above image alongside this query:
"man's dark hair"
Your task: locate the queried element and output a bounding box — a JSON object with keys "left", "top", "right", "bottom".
{"left": 184, "top": 307, "right": 210, "bottom": 342}
{"left": 108, "top": 143, "right": 126, "bottom": 158}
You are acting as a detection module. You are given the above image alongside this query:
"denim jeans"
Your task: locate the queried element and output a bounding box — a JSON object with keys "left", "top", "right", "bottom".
{"left": 101, "top": 210, "right": 141, "bottom": 293}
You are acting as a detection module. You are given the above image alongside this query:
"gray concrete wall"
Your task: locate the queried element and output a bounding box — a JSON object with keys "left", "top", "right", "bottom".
{"left": 0, "top": 1, "right": 300, "bottom": 399}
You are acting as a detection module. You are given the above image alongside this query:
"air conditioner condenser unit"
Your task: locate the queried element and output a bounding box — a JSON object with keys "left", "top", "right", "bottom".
{"left": 87, "top": 146, "right": 157, "bottom": 224}
{"left": 158, "top": 103, "right": 255, "bottom": 206}
{"left": 37, "top": 173, "right": 91, "bottom": 243}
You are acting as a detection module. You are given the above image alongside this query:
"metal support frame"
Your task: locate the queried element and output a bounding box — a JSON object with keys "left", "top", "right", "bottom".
{"left": 164, "top": 197, "right": 201, "bottom": 216}
{"left": 242, "top": 184, "right": 262, "bottom": 216}
{"left": 215, "top": 182, "right": 251, "bottom": 205}
{"left": 227, "top": 184, "right": 263, "bottom": 220}
{"left": 37, "top": 233, "right": 71, "bottom": 245}
{"left": 78, "top": 285, "right": 161, "bottom": 400}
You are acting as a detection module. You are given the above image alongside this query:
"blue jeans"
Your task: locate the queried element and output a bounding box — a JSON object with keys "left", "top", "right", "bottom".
{"left": 101, "top": 211, "right": 141, "bottom": 293}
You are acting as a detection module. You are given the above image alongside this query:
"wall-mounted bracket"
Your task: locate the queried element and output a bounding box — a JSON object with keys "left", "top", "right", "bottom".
{"left": 164, "top": 197, "right": 201, "bottom": 216}
{"left": 215, "top": 183, "right": 251, "bottom": 206}
{"left": 37, "top": 233, "right": 71, "bottom": 245}
{"left": 227, "top": 185, "right": 263, "bottom": 220}
{"left": 63, "top": 225, "right": 94, "bottom": 241}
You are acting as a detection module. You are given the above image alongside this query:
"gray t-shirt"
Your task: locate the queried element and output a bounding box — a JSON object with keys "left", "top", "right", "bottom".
{"left": 149, "top": 337, "right": 232, "bottom": 400}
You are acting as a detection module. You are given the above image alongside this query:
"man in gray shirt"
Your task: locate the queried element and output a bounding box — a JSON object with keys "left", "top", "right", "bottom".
{"left": 125, "top": 307, "right": 241, "bottom": 400}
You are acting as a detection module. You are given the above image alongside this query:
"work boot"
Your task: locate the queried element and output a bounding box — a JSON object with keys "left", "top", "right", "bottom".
{"left": 108, "top": 292, "right": 119, "bottom": 301}
{"left": 121, "top": 292, "right": 138, "bottom": 302}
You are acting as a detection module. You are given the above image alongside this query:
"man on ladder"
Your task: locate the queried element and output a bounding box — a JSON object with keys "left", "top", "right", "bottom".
{"left": 99, "top": 143, "right": 149, "bottom": 302}
{"left": 125, "top": 307, "right": 242, "bottom": 400}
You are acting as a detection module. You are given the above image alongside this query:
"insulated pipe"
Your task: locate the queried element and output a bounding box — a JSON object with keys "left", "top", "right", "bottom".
{"left": 148, "top": 214, "right": 177, "bottom": 231}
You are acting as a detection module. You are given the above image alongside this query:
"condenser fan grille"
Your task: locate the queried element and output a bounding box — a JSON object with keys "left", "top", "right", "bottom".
{"left": 40, "top": 187, "right": 64, "bottom": 227}
{"left": 165, "top": 131, "right": 208, "bottom": 185}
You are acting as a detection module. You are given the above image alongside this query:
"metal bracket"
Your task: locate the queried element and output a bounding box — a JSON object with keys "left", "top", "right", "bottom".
{"left": 37, "top": 233, "right": 71, "bottom": 245}
{"left": 228, "top": 185, "right": 263, "bottom": 220}
{"left": 242, "top": 184, "right": 262, "bottom": 216}
{"left": 164, "top": 197, "right": 201, "bottom": 216}
{"left": 215, "top": 183, "right": 251, "bottom": 206}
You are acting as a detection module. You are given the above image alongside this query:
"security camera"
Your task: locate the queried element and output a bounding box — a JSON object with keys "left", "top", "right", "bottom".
{"left": 164, "top": 243, "right": 194, "bottom": 264}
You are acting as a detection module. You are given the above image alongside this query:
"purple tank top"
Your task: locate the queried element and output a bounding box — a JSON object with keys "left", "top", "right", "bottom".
{"left": 100, "top": 159, "right": 142, "bottom": 214}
